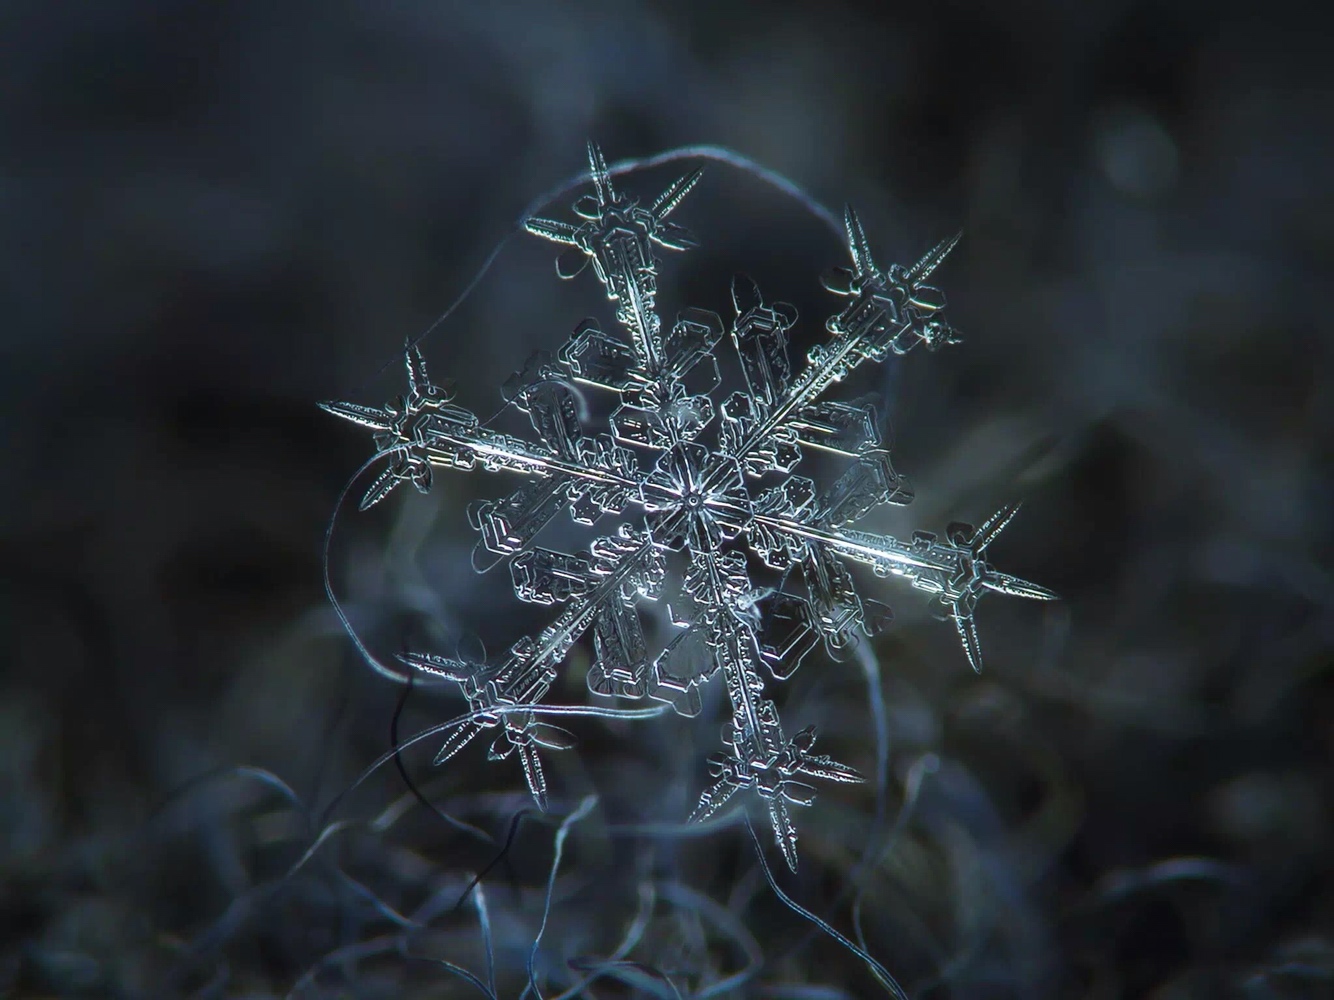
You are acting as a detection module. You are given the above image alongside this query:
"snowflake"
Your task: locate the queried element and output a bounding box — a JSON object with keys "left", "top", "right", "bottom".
{"left": 322, "top": 142, "right": 1056, "bottom": 871}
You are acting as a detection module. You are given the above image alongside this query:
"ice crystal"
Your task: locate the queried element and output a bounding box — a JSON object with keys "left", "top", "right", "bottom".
{"left": 322, "top": 143, "right": 1057, "bottom": 870}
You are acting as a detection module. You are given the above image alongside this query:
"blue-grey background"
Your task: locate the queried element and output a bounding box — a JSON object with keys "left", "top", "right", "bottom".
{"left": 2, "top": 1, "right": 1330, "bottom": 997}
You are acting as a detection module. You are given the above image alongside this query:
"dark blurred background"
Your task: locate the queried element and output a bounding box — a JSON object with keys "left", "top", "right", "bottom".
{"left": 2, "top": 0, "right": 1331, "bottom": 997}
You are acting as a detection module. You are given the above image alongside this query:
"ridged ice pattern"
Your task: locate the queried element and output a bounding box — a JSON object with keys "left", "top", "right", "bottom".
{"left": 322, "top": 143, "right": 1056, "bottom": 869}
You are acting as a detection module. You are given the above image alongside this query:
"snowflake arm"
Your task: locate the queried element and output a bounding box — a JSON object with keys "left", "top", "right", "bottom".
{"left": 659, "top": 548, "right": 868, "bottom": 870}
{"left": 524, "top": 140, "right": 704, "bottom": 381}
{"left": 750, "top": 504, "right": 1058, "bottom": 673}
{"left": 398, "top": 525, "right": 663, "bottom": 806}
{"left": 708, "top": 211, "right": 961, "bottom": 496}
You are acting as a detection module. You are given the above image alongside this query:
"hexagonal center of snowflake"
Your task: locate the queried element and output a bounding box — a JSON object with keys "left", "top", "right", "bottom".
{"left": 640, "top": 441, "right": 753, "bottom": 551}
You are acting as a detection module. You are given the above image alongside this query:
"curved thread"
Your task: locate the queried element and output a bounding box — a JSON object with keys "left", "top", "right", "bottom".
{"left": 746, "top": 816, "right": 909, "bottom": 1000}
{"left": 319, "top": 700, "right": 669, "bottom": 830}
{"left": 350, "top": 143, "right": 845, "bottom": 394}
{"left": 523, "top": 794, "right": 600, "bottom": 1000}
{"left": 389, "top": 670, "right": 494, "bottom": 842}
{"left": 324, "top": 446, "right": 427, "bottom": 684}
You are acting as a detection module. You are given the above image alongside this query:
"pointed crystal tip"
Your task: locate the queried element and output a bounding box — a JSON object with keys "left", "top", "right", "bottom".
{"left": 318, "top": 399, "right": 393, "bottom": 433}
{"left": 842, "top": 204, "right": 878, "bottom": 278}
{"left": 904, "top": 230, "right": 962, "bottom": 285}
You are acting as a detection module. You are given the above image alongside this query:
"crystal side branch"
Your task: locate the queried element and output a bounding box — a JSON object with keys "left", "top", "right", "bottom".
{"left": 321, "top": 142, "right": 1057, "bottom": 870}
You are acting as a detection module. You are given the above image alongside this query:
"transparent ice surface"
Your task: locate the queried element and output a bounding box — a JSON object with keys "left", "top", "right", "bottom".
{"left": 322, "top": 142, "right": 1056, "bottom": 869}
